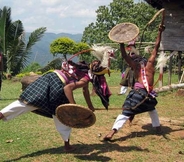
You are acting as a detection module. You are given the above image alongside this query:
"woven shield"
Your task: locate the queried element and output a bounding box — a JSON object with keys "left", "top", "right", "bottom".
{"left": 56, "top": 104, "right": 96, "bottom": 128}
{"left": 108, "top": 23, "right": 139, "bottom": 43}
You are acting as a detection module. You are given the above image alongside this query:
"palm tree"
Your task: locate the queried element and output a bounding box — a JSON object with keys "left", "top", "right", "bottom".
{"left": 0, "top": 6, "right": 46, "bottom": 77}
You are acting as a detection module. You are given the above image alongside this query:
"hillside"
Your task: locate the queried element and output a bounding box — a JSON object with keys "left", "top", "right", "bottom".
{"left": 26, "top": 32, "right": 82, "bottom": 66}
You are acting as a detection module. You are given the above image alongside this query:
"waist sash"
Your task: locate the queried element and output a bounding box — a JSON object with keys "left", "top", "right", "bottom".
{"left": 54, "top": 70, "right": 69, "bottom": 85}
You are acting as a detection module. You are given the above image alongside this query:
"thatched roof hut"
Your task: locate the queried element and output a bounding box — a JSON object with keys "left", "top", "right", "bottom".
{"left": 144, "top": 0, "right": 184, "bottom": 51}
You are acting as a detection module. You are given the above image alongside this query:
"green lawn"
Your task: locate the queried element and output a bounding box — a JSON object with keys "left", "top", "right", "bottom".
{"left": 0, "top": 71, "right": 184, "bottom": 162}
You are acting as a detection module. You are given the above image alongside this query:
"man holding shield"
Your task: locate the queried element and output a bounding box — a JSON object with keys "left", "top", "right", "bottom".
{"left": 0, "top": 45, "right": 114, "bottom": 152}
{"left": 0, "top": 60, "right": 95, "bottom": 152}
{"left": 104, "top": 24, "right": 165, "bottom": 141}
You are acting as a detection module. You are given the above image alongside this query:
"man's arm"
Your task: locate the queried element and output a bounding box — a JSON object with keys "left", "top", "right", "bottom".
{"left": 146, "top": 24, "right": 165, "bottom": 76}
{"left": 64, "top": 78, "right": 95, "bottom": 111}
{"left": 120, "top": 43, "right": 136, "bottom": 69}
{"left": 82, "top": 85, "right": 95, "bottom": 111}
{"left": 150, "top": 25, "right": 165, "bottom": 60}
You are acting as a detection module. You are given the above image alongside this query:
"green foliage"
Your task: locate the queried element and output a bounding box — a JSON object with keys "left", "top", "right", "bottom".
{"left": 0, "top": 6, "right": 46, "bottom": 76}
{"left": 0, "top": 72, "right": 183, "bottom": 162}
{"left": 10, "top": 26, "right": 46, "bottom": 75}
{"left": 37, "top": 57, "right": 63, "bottom": 73}
{"left": 50, "top": 37, "right": 75, "bottom": 59}
{"left": 74, "top": 42, "right": 94, "bottom": 63}
{"left": 16, "top": 72, "right": 31, "bottom": 78}
{"left": 0, "top": 6, "right": 11, "bottom": 53}
{"left": 81, "top": 0, "right": 161, "bottom": 70}
{"left": 50, "top": 37, "right": 92, "bottom": 62}
{"left": 21, "top": 62, "right": 41, "bottom": 73}
{"left": 82, "top": 0, "right": 159, "bottom": 44}
{"left": 16, "top": 71, "right": 42, "bottom": 78}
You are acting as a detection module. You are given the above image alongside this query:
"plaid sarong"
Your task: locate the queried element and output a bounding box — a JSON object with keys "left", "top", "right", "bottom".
{"left": 122, "top": 88, "right": 157, "bottom": 116}
{"left": 19, "top": 72, "right": 69, "bottom": 118}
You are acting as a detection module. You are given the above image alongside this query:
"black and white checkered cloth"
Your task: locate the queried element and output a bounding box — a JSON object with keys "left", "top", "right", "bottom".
{"left": 19, "top": 72, "right": 69, "bottom": 118}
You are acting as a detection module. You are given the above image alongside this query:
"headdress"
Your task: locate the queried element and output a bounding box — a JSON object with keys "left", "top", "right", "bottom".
{"left": 90, "top": 44, "right": 116, "bottom": 69}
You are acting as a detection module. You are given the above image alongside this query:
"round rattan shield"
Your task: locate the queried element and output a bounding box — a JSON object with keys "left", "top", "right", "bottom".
{"left": 108, "top": 23, "right": 139, "bottom": 43}
{"left": 56, "top": 104, "right": 96, "bottom": 128}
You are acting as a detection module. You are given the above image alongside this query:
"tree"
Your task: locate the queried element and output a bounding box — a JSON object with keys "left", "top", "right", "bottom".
{"left": 82, "top": 0, "right": 158, "bottom": 44}
{"left": 74, "top": 42, "right": 94, "bottom": 63}
{"left": 0, "top": 6, "right": 46, "bottom": 77}
{"left": 81, "top": 0, "right": 160, "bottom": 70}
{"left": 50, "top": 37, "right": 76, "bottom": 60}
{"left": 50, "top": 37, "right": 91, "bottom": 62}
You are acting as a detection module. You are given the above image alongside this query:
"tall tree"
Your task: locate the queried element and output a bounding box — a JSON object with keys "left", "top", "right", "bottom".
{"left": 0, "top": 6, "right": 46, "bottom": 76}
{"left": 13, "top": 27, "right": 46, "bottom": 75}
{"left": 81, "top": 0, "right": 159, "bottom": 70}
{"left": 82, "top": 0, "right": 158, "bottom": 44}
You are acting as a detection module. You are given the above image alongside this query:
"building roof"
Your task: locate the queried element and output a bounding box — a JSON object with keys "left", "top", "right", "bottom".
{"left": 144, "top": 0, "right": 184, "bottom": 9}
{"left": 144, "top": 0, "right": 163, "bottom": 9}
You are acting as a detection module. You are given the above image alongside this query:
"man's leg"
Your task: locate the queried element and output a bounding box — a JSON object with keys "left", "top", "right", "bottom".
{"left": 119, "top": 86, "right": 128, "bottom": 95}
{"left": 148, "top": 109, "right": 162, "bottom": 134}
{"left": 52, "top": 115, "right": 74, "bottom": 151}
{"left": 0, "top": 100, "right": 38, "bottom": 121}
{"left": 103, "top": 114, "right": 129, "bottom": 141}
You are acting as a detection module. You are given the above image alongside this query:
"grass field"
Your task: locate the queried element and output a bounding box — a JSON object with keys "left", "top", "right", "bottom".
{"left": 0, "top": 71, "right": 184, "bottom": 162}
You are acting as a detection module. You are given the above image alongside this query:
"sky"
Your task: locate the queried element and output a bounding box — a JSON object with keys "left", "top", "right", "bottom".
{"left": 0, "top": 0, "right": 140, "bottom": 34}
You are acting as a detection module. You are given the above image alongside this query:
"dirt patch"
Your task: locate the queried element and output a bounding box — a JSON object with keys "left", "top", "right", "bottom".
{"left": 176, "top": 89, "right": 184, "bottom": 96}
{"left": 131, "top": 116, "right": 184, "bottom": 139}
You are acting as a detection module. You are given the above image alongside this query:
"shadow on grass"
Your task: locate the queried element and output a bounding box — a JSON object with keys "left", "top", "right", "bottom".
{"left": 3, "top": 125, "right": 182, "bottom": 162}
{"left": 142, "top": 123, "right": 184, "bottom": 140}
{"left": 74, "top": 143, "right": 149, "bottom": 161}
{"left": 108, "top": 124, "right": 183, "bottom": 142}
{"left": 3, "top": 143, "right": 149, "bottom": 162}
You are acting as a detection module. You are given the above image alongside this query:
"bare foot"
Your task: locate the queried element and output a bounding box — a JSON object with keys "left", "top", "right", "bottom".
{"left": 103, "top": 129, "right": 117, "bottom": 141}
{"left": 155, "top": 126, "right": 162, "bottom": 134}
{"left": 0, "top": 112, "right": 4, "bottom": 120}
{"left": 64, "top": 145, "right": 75, "bottom": 152}
{"left": 64, "top": 140, "right": 75, "bottom": 152}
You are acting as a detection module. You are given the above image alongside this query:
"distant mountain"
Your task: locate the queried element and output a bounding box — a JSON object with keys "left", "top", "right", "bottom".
{"left": 26, "top": 32, "right": 83, "bottom": 66}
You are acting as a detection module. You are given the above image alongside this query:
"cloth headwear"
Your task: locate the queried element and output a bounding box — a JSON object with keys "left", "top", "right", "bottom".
{"left": 127, "top": 39, "right": 136, "bottom": 48}
{"left": 62, "top": 62, "right": 74, "bottom": 74}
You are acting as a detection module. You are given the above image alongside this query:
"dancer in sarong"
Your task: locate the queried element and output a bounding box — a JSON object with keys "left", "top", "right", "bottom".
{"left": 103, "top": 24, "right": 165, "bottom": 141}
{"left": 0, "top": 45, "right": 114, "bottom": 152}
{"left": 0, "top": 60, "right": 95, "bottom": 151}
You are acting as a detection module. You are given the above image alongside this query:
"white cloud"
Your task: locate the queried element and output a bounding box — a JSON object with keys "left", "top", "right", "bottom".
{"left": 71, "top": 9, "right": 96, "bottom": 18}
{"left": 40, "top": 0, "right": 61, "bottom": 6}
{"left": 0, "top": 0, "right": 139, "bottom": 34}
